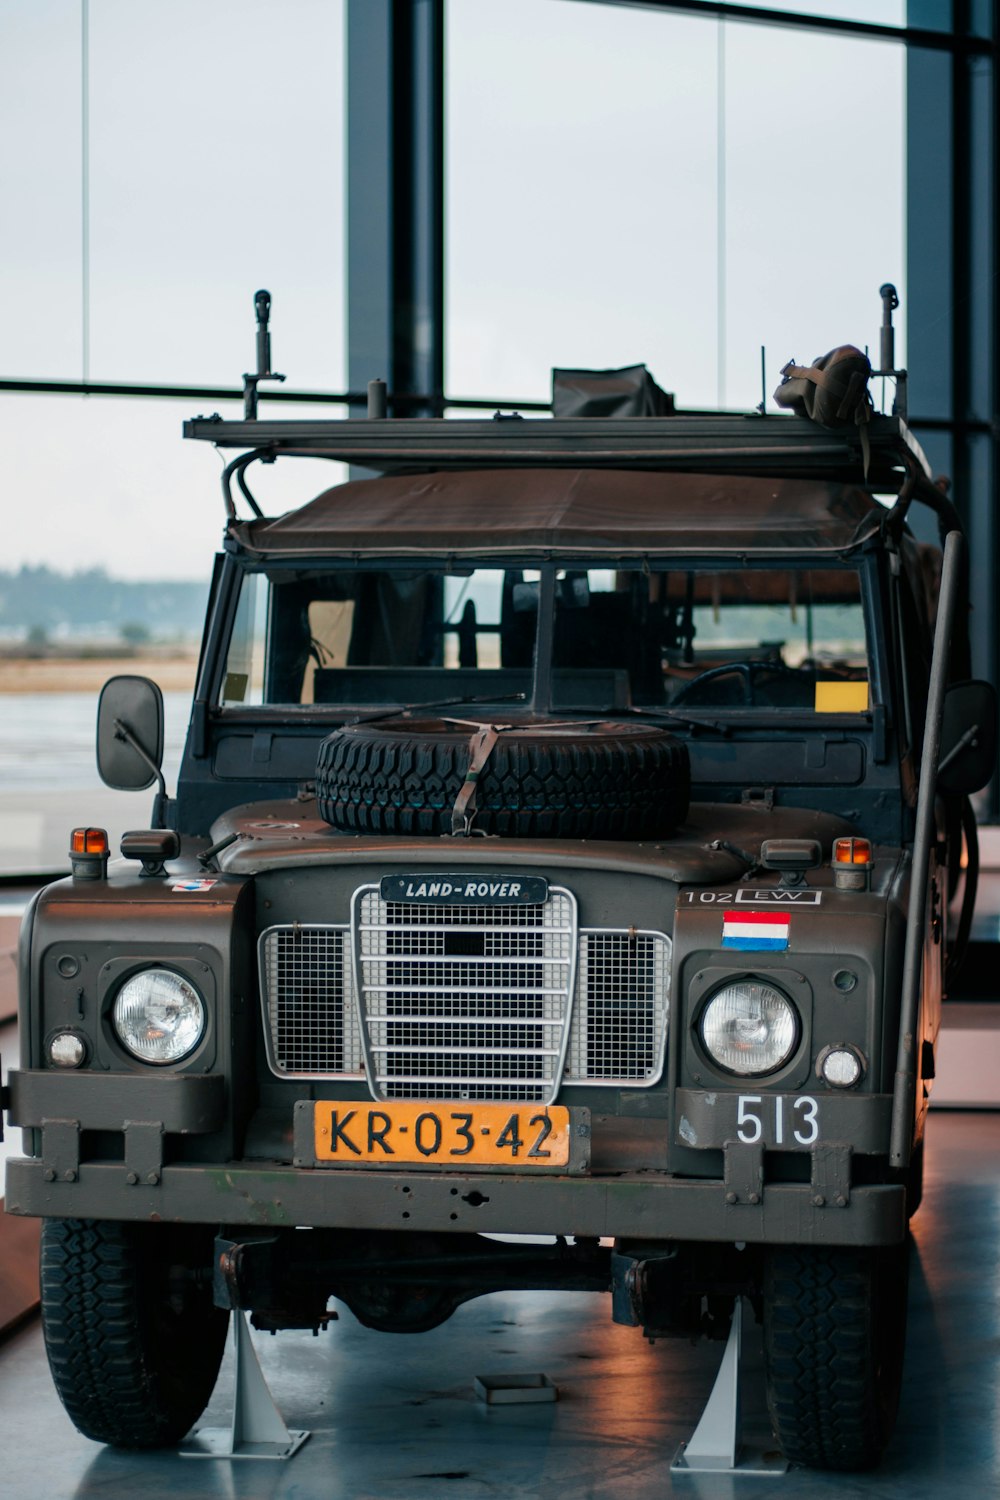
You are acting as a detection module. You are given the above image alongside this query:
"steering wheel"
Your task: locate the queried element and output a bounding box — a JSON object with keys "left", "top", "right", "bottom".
{"left": 672, "top": 660, "right": 805, "bottom": 707}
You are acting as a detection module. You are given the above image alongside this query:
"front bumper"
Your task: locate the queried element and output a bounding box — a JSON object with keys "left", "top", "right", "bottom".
{"left": 4, "top": 1066, "right": 906, "bottom": 1245}
{"left": 3, "top": 1156, "right": 905, "bottom": 1246}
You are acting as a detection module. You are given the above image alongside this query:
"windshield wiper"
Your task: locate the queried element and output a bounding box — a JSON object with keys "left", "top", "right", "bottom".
{"left": 606, "top": 705, "right": 732, "bottom": 736}
{"left": 343, "top": 695, "right": 729, "bottom": 735}
{"left": 346, "top": 691, "right": 529, "bottom": 728}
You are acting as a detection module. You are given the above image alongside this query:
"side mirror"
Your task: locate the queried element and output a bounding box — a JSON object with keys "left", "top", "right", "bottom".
{"left": 96, "top": 675, "right": 164, "bottom": 790}
{"left": 938, "top": 679, "right": 997, "bottom": 795}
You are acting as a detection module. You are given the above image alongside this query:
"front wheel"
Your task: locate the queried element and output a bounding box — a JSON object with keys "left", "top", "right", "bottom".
{"left": 761, "top": 1241, "right": 909, "bottom": 1471}
{"left": 40, "top": 1217, "right": 229, "bottom": 1448}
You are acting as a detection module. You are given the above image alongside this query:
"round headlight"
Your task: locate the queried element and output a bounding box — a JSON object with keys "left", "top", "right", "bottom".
{"left": 112, "top": 968, "right": 205, "bottom": 1064}
{"left": 700, "top": 980, "right": 798, "bottom": 1076}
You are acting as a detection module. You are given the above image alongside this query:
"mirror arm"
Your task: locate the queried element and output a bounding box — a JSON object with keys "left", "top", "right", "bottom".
{"left": 113, "top": 718, "right": 168, "bottom": 829}
{"left": 938, "top": 722, "right": 980, "bottom": 778}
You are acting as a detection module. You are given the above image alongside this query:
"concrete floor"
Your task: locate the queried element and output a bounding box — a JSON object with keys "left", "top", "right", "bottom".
{"left": 0, "top": 1112, "right": 997, "bottom": 1499}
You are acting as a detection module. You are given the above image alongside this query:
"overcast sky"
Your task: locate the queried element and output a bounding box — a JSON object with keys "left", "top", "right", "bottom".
{"left": 1, "top": 0, "right": 906, "bottom": 580}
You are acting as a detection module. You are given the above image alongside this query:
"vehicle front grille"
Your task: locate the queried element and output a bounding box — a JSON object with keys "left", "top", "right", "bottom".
{"left": 259, "top": 896, "right": 671, "bottom": 1095}
{"left": 353, "top": 887, "right": 577, "bottom": 1103}
{"left": 259, "top": 925, "right": 361, "bottom": 1077}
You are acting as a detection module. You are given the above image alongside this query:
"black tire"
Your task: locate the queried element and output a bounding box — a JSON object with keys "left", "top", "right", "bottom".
{"left": 315, "top": 717, "right": 690, "bottom": 838}
{"left": 40, "top": 1217, "right": 229, "bottom": 1449}
{"left": 762, "top": 1241, "right": 909, "bottom": 1471}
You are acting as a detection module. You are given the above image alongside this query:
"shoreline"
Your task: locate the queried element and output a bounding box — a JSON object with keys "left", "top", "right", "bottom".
{"left": 0, "top": 654, "right": 199, "bottom": 694}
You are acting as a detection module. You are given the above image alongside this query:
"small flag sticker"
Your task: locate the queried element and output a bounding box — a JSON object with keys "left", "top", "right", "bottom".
{"left": 722, "top": 910, "right": 790, "bottom": 951}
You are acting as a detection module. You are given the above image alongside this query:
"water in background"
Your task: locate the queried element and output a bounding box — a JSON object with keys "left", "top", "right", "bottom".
{"left": 0, "top": 694, "right": 191, "bottom": 874}
{"left": 0, "top": 692, "right": 189, "bottom": 792}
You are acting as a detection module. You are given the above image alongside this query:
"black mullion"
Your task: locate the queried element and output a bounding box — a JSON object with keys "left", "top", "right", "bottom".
{"left": 0, "top": 378, "right": 555, "bottom": 411}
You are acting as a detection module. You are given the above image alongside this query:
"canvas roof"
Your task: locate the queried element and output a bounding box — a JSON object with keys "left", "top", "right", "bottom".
{"left": 229, "top": 467, "right": 884, "bottom": 561}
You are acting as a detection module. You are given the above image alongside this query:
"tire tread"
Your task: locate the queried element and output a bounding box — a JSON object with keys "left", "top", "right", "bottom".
{"left": 41, "top": 1217, "right": 227, "bottom": 1449}
{"left": 316, "top": 719, "right": 690, "bottom": 838}
{"left": 762, "top": 1243, "right": 908, "bottom": 1471}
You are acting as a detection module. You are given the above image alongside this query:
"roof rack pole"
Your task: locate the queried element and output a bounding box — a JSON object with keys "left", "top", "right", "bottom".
{"left": 890, "top": 528, "right": 963, "bottom": 1168}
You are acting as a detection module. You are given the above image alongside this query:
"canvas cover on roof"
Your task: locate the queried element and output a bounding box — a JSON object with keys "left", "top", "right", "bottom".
{"left": 229, "top": 467, "right": 882, "bottom": 559}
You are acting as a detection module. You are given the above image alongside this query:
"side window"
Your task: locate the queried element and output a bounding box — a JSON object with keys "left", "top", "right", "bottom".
{"left": 221, "top": 573, "right": 270, "bottom": 705}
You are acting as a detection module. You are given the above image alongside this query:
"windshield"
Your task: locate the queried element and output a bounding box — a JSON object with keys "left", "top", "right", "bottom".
{"left": 219, "top": 562, "right": 870, "bottom": 714}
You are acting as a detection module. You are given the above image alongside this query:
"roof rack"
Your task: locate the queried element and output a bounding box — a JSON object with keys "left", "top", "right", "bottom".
{"left": 183, "top": 411, "right": 930, "bottom": 491}
{"left": 184, "top": 286, "right": 957, "bottom": 537}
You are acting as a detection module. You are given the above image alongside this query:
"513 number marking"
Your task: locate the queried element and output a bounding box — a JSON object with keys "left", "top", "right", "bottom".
{"left": 736, "top": 1094, "right": 819, "bottom": 1146}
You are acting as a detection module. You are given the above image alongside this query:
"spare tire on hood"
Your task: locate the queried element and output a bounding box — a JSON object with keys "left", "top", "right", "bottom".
{"left": 315, "top": 716, "right": 690, "bottom": 839}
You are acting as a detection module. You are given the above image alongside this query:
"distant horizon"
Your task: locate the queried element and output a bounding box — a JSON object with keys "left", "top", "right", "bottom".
{"left": 0, "top": 561, "right": 203, "bottom": 585}
{"left": 0, "top": 567, "right": 208, "bottom": 640}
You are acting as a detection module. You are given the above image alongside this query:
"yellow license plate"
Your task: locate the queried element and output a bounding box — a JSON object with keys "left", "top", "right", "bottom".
{"left": 313, "top": 1101, "right": 572, "bottom": 1168}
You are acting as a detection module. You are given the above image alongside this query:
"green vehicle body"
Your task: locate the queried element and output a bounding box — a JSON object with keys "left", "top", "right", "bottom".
{"left": 3, "top": 397, "right": 993, "bottom": 1468}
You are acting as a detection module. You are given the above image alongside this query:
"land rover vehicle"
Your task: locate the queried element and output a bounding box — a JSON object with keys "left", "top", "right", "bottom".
{"left": 3, "top": 300, "right": 995, "bottom": 1472}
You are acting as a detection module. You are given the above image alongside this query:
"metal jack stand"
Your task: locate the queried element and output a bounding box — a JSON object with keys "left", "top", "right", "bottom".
{"left": 671, "top": 1299, "right": 787, "bottom": 1478}
{"left": 180, "top": 1312, "right": 310, "bottom": 1461}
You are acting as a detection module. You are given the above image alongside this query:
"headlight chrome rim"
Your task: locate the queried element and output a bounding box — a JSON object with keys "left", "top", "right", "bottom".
{"left": 112, "top": 966, "right": 205, "bottom": 1065}
{"left": 699, "top": 977, "right": 799, "bottom": 1077}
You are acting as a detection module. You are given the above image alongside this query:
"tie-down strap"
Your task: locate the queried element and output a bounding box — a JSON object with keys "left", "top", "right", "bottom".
{"left": 451, "top": 723, "right": 503, "bottom": 836}
{"left": 447, "top": 717, "right": 607, "bottom": 836}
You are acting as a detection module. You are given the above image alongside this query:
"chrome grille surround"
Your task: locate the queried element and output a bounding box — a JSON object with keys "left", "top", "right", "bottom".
{"left": 258, "top": 924, "right": 363, "bottom": 1078}
{"left": 352, "top": 885, "right": 578, "bottom": 1103}
{"left": 258, "top": 904, "right": 671, "bottom": 1094}
{"left": 566, "top": 929, "right": 671, "bottom": 1087}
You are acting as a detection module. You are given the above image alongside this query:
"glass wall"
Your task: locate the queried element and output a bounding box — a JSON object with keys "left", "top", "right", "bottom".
{"left": 1, "top": 1, "right": 85, "bottom": 378}
{"left": 446, "top": 0, "right": 905, "bottom": 411}
{"left": 722, "top": 21, "right": 905, "bottom": 405}
{"left": 2, "top": 393, "right": 345, "bottom": 580}
{"left": 1, "top": 0, "right": 345, "bottom": 391}
{"left": 85, "top": 0, "right": 345, "bottom": 388}
{"left": 0, "top": 0, "right": 345, "bottom": 875}
{"left": 447, "top": 1, "right": 721, "bottom": 406}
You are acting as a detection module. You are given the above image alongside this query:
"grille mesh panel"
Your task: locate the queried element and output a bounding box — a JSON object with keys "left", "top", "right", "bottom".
{"left": 260, "top": 926, "right": 360, "bottom": 1076}
{"left": 567, "top": 930, "right": 670, "bottom": 1084}
{"left": 356, "top": 889, "right": 575, "bottom": 1102}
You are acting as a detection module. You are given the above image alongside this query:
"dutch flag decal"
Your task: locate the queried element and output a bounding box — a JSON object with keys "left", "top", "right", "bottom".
{"left": 722, "top": 910, "right": 790, "bottom": 951}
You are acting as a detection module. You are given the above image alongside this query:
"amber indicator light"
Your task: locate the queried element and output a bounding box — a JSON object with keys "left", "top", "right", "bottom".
{"left": 833, "top": 837, "right": 872, "bottom": 866}
{"left": 70, "top": 827, "right": 109, "bottom": 856}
